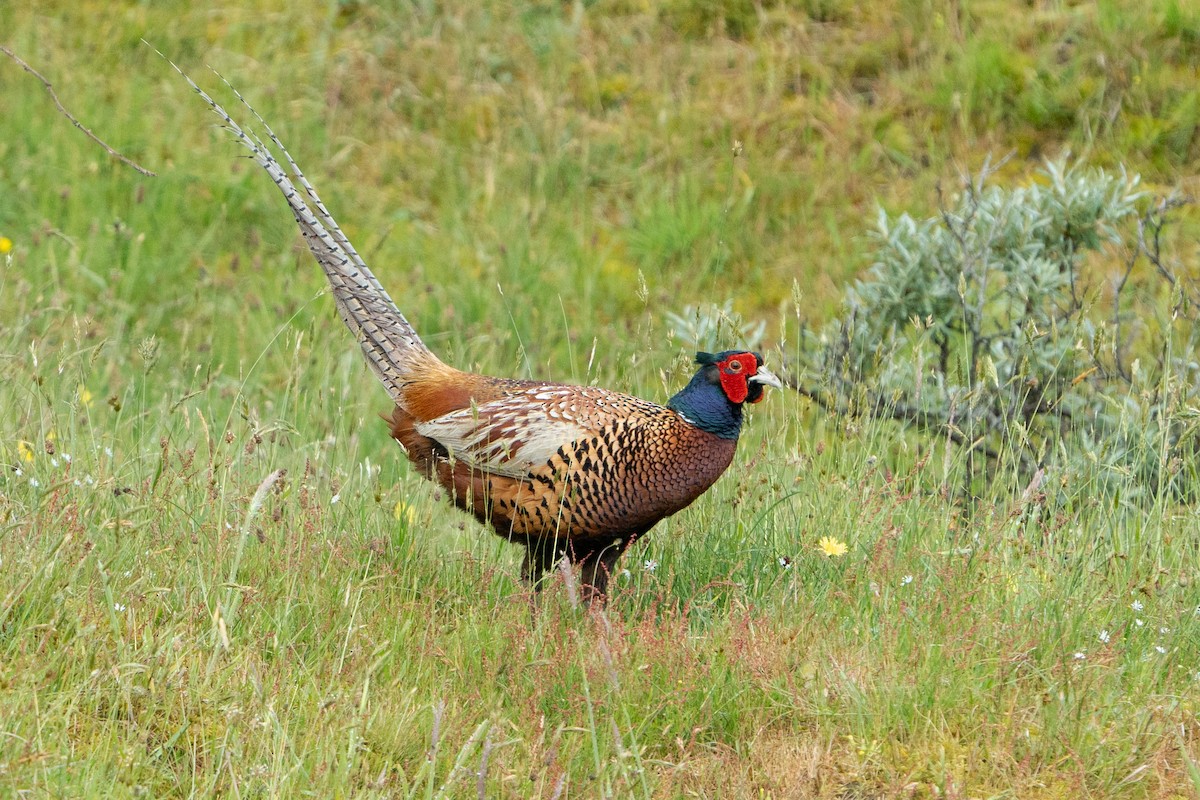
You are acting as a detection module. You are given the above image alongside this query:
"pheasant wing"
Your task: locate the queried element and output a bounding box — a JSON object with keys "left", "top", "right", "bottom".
{"left": 415, "top": 387, "right": 594, "bottom": 479}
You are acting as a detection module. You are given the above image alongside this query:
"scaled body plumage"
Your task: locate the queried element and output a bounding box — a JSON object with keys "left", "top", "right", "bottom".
{"left": 180, "top": 67, "right": 782, "bottom": 600}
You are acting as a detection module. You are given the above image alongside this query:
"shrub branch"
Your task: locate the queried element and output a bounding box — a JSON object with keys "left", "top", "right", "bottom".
{"left": 1, "top": 45, "right": 156, "bottom": 177}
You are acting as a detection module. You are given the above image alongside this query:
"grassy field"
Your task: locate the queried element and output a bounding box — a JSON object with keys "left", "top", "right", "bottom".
{"left": 3, "top": 1, "right": 1200, "bottom": 797}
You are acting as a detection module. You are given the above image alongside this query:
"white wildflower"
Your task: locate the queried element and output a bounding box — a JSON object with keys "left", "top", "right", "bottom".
{"left": 1098, "top": 629, "right": 1110, "bottom": 644}
{"left": 644, "top": 559, "right": 658, "bottom": 572}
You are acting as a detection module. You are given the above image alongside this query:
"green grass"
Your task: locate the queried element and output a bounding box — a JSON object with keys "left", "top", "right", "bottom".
{"left": 3, "top": 0, "right": 1200, "bottom": 797}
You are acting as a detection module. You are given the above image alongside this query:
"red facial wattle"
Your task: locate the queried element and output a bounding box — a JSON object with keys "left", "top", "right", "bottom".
{"left": 717, "top": 353, "right": 759, "bottom": 404}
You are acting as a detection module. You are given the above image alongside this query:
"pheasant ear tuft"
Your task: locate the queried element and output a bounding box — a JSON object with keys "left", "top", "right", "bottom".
{"left": 695, "top": 351, "right": 718, "bottom": 366}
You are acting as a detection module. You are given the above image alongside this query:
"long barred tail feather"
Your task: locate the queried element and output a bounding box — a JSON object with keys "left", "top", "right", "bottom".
{"left": 215, "top": 74, "right": 399, "bottom": 308}
{"left": 156, "top": 47, "right": 432, "bottom": 404}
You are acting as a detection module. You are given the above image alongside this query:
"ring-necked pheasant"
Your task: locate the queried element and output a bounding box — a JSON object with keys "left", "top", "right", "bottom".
{"left": 179, "top": 68, "right": 782, "bottom": 601}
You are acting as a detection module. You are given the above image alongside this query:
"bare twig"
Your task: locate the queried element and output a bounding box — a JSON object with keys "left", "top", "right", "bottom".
{"left": 785, "top": 373, "right": 1009, "bottom": 465}
{"left": 1110, "top": 233, "right": 1140, "bottom": 382}
{"left": 1139, "top": 196, "right": 1192, "bottom": 300}
{"left": 1, "top": 45, "right": 156, "bottom": 177}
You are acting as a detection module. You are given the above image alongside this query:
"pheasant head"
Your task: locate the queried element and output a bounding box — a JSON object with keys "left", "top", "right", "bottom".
{"left": 667, "top": 351, "right": 783, "bottom": 439}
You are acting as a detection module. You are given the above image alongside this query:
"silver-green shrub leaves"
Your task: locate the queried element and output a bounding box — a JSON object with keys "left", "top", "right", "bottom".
{"left": 667, "top": 299, "right": 767, "bottom": 353}
{"left": 795, "top": 158, "right": 1197, "bottom": 505}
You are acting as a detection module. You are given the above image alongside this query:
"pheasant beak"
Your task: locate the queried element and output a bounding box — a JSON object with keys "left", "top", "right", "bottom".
{"left": 748, "top": 365, "right": 783, "bottom": 390}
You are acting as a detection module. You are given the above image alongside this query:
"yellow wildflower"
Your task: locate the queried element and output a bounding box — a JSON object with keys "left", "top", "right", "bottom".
{"left": 0, "top": 237, "right": 11, "bottom": 254}
{"left": 393, "top": 501, "right": 416, "bottom": 525}
{"left": 17, "top": 440, "right": 35, "bottom": 463}
{"left": 818, "top": 536, "right": 848, "bottom": 558}
{"left": 79, "top": 386, "right": 94, "bottom": 407}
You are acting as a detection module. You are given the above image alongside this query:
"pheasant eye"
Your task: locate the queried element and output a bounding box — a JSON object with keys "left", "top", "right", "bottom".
{"left": 726, "top": 360, "right": 743, "bottom": 373}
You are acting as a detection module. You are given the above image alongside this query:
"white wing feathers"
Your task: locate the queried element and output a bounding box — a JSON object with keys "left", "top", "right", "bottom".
{"left": 415, "top": 389, "right": 591, "bottom": 479}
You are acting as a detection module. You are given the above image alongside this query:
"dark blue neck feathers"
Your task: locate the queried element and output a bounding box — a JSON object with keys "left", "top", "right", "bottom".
{"left": 667, "top": 365, "right": 745, "bottom": 440}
